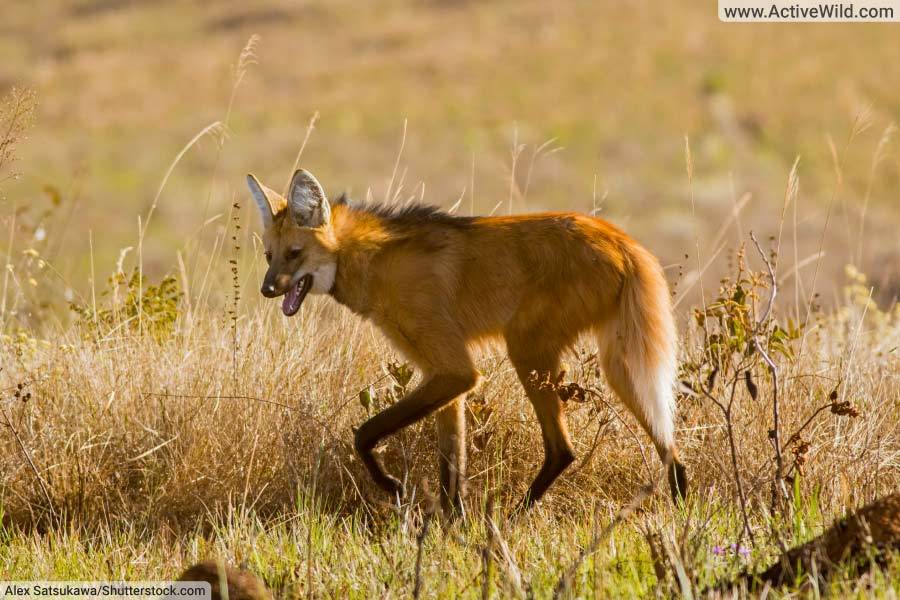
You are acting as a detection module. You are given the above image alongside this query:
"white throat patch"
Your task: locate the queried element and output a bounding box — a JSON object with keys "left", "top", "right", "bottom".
{"left": 309, "top": 262, "right": 336, "bottom": 294}
{"left": 290, "top": 262, "right": 337, "bottom": 295}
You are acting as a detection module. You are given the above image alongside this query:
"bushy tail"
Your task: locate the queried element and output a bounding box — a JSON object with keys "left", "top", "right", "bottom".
{"left": 598, "top": 242, "right": 678, "bottom": 455}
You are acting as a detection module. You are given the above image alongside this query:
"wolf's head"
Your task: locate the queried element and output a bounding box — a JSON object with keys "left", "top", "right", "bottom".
{"left": 246, "top": 169, "right": 337, "bottom": 316}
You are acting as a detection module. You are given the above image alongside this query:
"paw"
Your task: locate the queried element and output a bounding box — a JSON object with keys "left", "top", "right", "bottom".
{"left": 376, "top": 473, "right": 404, "bottom": 498}
{"left": 668, "top": 461, "right": 688, "bottom": 503}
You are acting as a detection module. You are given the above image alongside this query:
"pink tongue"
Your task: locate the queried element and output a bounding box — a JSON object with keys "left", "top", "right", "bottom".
{"left": 282, "top": 282, "right": 301, "bottom": 316}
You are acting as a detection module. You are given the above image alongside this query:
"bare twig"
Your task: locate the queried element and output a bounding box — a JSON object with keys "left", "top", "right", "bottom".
{"left": 784, "top": 401, "right": 843, "bottom": 450}
{"left": 750, "top": 231, "right": 777, "bottom": 324}
{"left": 570, "top": 414, "right": 613, "bottom": 475}
{"left": 584, "top": 388, "right": 652, "bottom": 477}
{"left": 749, "top": 231, "right": 786, "bottom": 508}
{"left": 695, "top": 375, "right": 754, "bottom": 544}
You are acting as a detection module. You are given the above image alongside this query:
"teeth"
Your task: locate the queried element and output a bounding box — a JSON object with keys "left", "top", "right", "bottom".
{"left": 281, "top": 275, "right": 311, "bottom": 316}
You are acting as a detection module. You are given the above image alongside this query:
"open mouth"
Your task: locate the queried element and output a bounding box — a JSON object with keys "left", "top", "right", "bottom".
{"left": 282, "top": 274, "right": 313, "bottom": 316}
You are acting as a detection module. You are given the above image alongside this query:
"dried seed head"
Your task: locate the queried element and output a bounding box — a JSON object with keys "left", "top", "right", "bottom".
{"left": 831, "top": 401, "right": 859, "bottom": 418}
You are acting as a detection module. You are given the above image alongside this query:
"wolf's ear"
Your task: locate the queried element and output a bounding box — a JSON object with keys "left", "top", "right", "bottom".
{"left": 287, "top": 169, "right": 331, "bottom": 228}
{"left": 246, "top": 174, "right": 284, "bottom": 229}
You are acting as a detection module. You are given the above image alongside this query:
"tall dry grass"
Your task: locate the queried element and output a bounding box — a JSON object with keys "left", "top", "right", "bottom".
{"left": 1, "top": 250, "right": 897, "bottom": 532}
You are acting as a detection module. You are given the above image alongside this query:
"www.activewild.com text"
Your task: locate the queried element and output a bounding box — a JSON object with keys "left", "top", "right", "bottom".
{"left": 723, "top": 3, "right": 895, "bottom": 19}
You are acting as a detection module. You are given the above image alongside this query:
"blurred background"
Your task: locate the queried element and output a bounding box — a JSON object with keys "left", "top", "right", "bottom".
{"left": 2, "top": 0, "right": 899, "bottom": 322}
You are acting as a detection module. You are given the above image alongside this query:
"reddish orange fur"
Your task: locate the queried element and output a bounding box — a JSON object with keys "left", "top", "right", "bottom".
{"left": 249, "top": 170, "right": 686, "bottom": 511}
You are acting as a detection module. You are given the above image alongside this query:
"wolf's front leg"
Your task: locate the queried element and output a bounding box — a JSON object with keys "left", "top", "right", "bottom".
{"left": 354, "top": 372, "right": 477, "bottom": 498}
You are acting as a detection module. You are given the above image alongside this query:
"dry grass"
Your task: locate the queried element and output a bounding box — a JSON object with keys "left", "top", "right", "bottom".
{"left": 1, "top": 2, "right": 900, "bottom": 595}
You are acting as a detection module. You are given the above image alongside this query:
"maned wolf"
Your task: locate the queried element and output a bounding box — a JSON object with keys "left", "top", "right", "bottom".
{"left": 247, "top": 169, "right": 687, "bottom": 513}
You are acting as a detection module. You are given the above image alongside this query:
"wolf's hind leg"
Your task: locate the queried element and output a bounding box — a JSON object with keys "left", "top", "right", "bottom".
{"left": 505, "top": 334, "right": 575, "bottom": 509}
{"left": 435, "top": 397, "right": 467, "bottom": 516}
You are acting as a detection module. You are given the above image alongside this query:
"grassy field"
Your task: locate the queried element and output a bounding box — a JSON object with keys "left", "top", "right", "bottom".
{"left": 0, "top": 254, "right": 897, "bottom": 596}
{"left": 0, "top": 266, "right": 900, "bottom": 597}
{"left": 2, "top": 1, "right": 900, "bottom": 597}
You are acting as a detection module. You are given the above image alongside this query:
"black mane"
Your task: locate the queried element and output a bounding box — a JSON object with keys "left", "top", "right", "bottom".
{"left": 357, "top": 202, "right": 477, "bottom": 228}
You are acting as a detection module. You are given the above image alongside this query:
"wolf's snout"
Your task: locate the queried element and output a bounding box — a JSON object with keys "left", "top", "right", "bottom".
{"left": 260, "top": 282, "right": 278, "bottom": 297}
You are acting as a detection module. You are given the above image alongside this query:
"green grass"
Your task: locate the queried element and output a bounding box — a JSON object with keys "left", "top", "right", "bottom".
{"left": 2, "top": 495, "right": 898, "bottom": 597}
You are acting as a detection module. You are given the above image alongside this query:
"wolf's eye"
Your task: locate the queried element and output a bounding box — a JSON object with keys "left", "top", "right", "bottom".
{"left": 264, "top": 251, "right": 272, "bottom": 263}
{"left": 285, "top": 247, "right": 303, "bottom": 261}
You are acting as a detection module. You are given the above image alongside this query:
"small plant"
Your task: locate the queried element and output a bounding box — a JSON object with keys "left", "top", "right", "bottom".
{"left": 386, "top": 360, "right": 414, "bottom": 395}
{"left": 358, "top": 360, "right": 415, "bottom": 414}
{"left": 71, "top": 267, "right": 181, "bottom": 341}
{"left": 681, "top": 237, "right": 801, "bottom": 539}
{"left": 683, "top": 236, "right": 863, "bottom": 544}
